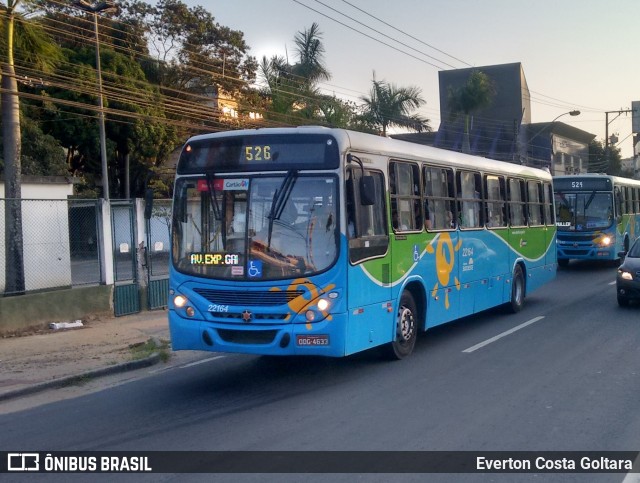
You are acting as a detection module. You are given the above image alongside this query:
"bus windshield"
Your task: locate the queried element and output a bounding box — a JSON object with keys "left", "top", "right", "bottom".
{"left": 555, "top": 191, "right": 613, "bottom": 231}
{"left": 172, "top": 174, "right": 338, "bottom": 281}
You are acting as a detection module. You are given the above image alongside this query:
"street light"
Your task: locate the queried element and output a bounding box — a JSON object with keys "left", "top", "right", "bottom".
{"left": 74, "top": 1, "right": 119, "bottom": 200}
{"left": 527, "top": 110, "right": 581, "bottom": 169}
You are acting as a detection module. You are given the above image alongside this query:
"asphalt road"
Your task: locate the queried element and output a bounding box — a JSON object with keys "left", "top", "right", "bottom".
{"left": 2, "top": 260, "right": 639, "bottom": 483}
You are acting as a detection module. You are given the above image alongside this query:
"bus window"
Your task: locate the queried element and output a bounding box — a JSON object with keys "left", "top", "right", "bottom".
{"left": 347, "top": 168, "right": 388, "bottom": 264}
{"left": 485, "top": 174, "right": 506, "bottom": 228}
{"left": 615, "top": 187, "right": 623, "bottom": 220}
{"left": 457, "top": 170, "right": 483, "bottom": 229}
{"left": 508, "top": 178, "right": 526, "bottom": 226}
{"left": 390, "top": 161, "right": 421, "bottom": 232}
{"left": 543, "top": 182, "right": 554, "bottom": 225}
{"left": 527, "top": 181, "right": 543, "bottom": 226}
{"left": 424, "top": 166, "right": 456, "bottom": 230}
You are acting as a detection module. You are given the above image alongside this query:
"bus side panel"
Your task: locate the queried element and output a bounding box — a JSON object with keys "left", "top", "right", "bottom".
{"left": 418, "top": 231, "right": 459, "bottom": 328}
{"left": 345, "top": 259, "right": 393, "bottom": 355}
{"left": 468, "top": 229, "right": 511, "bottom": 313}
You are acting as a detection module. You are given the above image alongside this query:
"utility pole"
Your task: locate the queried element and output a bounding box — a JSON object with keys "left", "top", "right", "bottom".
{"left": 604, "top": 109, "right": 633, "bottom": 172}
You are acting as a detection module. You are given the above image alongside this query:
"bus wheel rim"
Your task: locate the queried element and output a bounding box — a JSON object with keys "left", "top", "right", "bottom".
{"left": 398, "top": 306, "right": 415, "bottom": 342}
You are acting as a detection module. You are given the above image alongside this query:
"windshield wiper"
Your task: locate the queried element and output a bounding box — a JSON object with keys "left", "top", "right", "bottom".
{"left": 205, "top": 173, "right": 223, "bottom": 220}
{"left": 267, "top": 169, "right": 298, "bottom": 249}
{"left": 205, "top": 173, "right": 226, "bottom": 248}
{"left": 585, "top": 190, "right": 596, "bottom": 210}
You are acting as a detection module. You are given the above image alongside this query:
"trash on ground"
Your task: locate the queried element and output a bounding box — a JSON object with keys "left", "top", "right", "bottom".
{"left": 49, "top": 320, "right": 84, "bottom": 330}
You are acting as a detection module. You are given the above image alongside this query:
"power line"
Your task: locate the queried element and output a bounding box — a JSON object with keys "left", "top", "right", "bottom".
{"left": 340, "top": 0, "right": 473, "bottom": 68}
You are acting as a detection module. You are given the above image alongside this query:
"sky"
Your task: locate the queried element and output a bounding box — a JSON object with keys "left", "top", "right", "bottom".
{"left": 195, "top": 0, "right": 639, "bottom": 158}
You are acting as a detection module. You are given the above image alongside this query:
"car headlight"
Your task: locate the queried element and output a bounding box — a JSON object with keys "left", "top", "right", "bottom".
{"left": 619, "top": 270, "right": 633, "bottom": 281}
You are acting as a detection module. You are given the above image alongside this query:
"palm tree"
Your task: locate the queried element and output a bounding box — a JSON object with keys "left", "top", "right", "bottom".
{"left": 258, "top": 23, "right": 331, "bottom": 122}
{"left": 1, "top": 0, "right": 62, "bottom": 295}
{"left": 291, "top": 22, "right": 331, "bottom": 89}
{"left": 446, "top": 69, "right": 495, "bottom": 153}
{"left": 360, "top": 73, "right": 430, "bottom": 136}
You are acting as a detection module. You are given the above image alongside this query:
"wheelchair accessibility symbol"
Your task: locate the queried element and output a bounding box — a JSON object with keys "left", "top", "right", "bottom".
{"left": 248, "top": 260, "right": 263, "bottom": 278}
{"left": 413, "top": 244, "right": 420, "bottom": 262}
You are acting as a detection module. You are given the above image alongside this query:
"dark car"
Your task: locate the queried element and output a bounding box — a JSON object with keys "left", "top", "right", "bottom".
{"left": 616, "top": 238, "right": 640, "bottom": 306}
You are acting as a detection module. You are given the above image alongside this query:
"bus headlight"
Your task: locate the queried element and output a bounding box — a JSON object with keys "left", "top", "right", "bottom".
{"left": 601, "top": 236, "right": 611, "bottom": 246}
{"left": 304, "top": 297, "right": 333, "bottom": 323}
{"left": 317, "top": 298, "right": 330, "bottom": 311}
{"left": 174, "top": 295, "right": 188, "bottom": 308}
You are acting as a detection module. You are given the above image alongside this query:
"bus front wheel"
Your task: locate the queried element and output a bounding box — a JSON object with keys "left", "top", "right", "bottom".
{"left": 386, "top": 291, "right": 418, "bottom": 360}
{"left": 508, "top": 265, "right": 525, "bottom": 313}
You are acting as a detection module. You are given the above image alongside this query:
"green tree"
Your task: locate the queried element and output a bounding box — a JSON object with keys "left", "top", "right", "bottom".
{"left": 447, "top": 69, "right": 495, "bottom": 153}
{"left": 1, "top": 0, "right": 62, "bottom": 295}
{"left": 315, "top": 95, "right": 358, "bottom": 128}
{"left": 143, "top": 0, "right": 257, "bottom": 124}
{"left": 259, "top": 23, "right": 332, "bottom": 123}
{"left": 360, "top": 72, "right": 430, "bottom": 136}
{"left": 32, "top": 2, "right": 180, "bottom": 198}
{"left": 258, "top": 54, "right": 298, "bottom": 121}
{"left": 588, "top": 139, "right": 622, "bottom": 175}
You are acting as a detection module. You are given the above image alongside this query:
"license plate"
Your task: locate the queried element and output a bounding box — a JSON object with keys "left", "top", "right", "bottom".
{"left": 296, "top": 334, "right": 329, "bottom": 346}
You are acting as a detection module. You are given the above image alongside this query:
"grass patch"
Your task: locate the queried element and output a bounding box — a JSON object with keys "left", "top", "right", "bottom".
{"left": 129, "top": 338, "right": 171, "bottom": 362}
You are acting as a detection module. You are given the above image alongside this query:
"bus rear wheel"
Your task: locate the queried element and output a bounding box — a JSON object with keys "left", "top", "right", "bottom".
{"left": 508, "top": 265, "right": 525, "bottom": 313}
{"left": 386, "top": 291, "right": 418, "bottom": 360}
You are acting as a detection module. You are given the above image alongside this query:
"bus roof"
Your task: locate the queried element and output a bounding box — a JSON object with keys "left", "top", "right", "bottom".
{"left": 185, "top": 126, "right": 553, "bottom": 181}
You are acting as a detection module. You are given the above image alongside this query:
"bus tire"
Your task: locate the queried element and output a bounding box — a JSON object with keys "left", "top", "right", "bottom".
{"left": 386, "top": 291, "right": 418, "bottom": 360}
{"left": 508, "top": 265, "right": 525, "bottom": 313}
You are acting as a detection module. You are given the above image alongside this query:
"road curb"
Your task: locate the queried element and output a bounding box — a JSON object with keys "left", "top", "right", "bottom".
{"left": 0, "top": 353, "right": 162, "bottom": 402}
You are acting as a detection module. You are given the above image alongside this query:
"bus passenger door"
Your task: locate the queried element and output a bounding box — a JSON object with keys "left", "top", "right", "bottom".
{"left": 345, "top": 167, "right": 392, "bottom": 355}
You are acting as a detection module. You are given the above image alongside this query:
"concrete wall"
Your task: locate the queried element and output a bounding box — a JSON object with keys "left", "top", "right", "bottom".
{"left": 0, "top": 177, "right": 76, "bottom": 292}
{"left": 0, "top": 285, "right": 113, "bottom": 334}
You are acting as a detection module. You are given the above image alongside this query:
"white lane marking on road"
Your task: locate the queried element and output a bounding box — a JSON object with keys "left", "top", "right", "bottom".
{"left": 609, "top": 280, "right": 616, "bottom": 286}
{"left": 180, "top": 356, "right": 225, "bottom": 368}
{"left": 462, "top": 316, "right": 545, "bottom": 353}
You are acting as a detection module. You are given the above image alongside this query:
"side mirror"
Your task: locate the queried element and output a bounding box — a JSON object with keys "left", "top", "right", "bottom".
{"left": 359, "top": 176, "right": 376, "bottom": 206}
{"left": 618, "top": 251, "right": 627, "bottom": 259}
{"left": 144, "top": 188, "right": 154, "bottom": 220}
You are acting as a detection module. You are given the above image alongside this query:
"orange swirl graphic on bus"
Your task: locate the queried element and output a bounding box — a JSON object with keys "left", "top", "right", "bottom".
{"left": 271, "top": 278, "right": 335, "bottom": 328}
{"left": 426, "top": 233, "right": 461, "bottom": 309}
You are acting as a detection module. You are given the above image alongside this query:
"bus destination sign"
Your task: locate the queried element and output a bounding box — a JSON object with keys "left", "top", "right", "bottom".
{"left": 554, "top": 178, "right": 612, "bottom": 191}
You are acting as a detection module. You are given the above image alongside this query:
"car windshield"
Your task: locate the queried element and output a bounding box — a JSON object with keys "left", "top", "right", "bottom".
{"left": 554, "top": 191, "right": 613, "bottom": 231}
{"left": 628, "top": 240, "right": 640, "bottom": 258}
{"left": 172, "top": 174, "right": 339, "bottom": 281}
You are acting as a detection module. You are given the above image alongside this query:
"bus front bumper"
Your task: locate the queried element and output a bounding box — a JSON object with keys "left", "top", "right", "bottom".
{"left": 169, "top": 310, "right": 347, "bottom": 357}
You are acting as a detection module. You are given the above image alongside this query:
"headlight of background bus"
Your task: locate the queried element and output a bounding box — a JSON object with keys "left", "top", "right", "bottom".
{"left": 601, "top": 236, "right": 611, "bottom": 246}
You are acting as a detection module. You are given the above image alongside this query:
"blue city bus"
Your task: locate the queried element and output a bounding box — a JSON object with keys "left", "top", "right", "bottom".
{"left": 167, "top": 127, "right": 556, "bottom": 359}
{"left": 554, "top": 174, "right": 640, "bottom": 266}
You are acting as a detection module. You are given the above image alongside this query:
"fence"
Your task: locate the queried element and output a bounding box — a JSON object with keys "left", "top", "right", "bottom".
{"left": 1, "top": 198, "right": 172, "bottom": 311}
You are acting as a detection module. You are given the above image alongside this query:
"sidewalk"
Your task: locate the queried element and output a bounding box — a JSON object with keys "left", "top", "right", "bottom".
{"left": 0, "top": 310, "right": 173, "bottom": 401}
